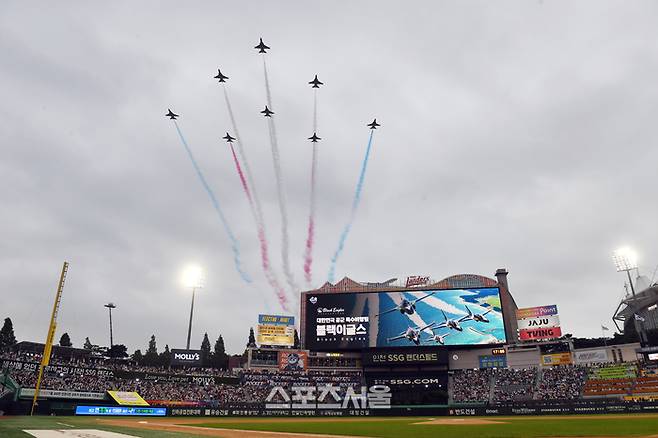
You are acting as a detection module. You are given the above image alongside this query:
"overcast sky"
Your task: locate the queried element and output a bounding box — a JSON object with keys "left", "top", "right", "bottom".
{"left": 2, "top": 1, "right": 657, "bottom": 355}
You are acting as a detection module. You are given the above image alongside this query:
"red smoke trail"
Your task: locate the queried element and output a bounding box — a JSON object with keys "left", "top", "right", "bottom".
{"left": 228, "top": 142, "right": 289, "bottom": 311}
{"left": 229, "top": 143, "right": 252, "bottom": 204}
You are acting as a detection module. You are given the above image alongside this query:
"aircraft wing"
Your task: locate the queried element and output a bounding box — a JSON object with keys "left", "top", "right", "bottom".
{"left": 434, "top": 321, "right": 448, "bottom": 330}
{"left": 375, "top": 307, "right": 398, "bottom": 317}
{"left": 482, "top": 308, "right": 493, "bottom": 315}
{"left": 412, "top": 291, "right": 436, "bottom": 304}
{"left": 418, "top": 322, "right": 436, "bottom": 332}
{"left": 387, "top": 334, "right": 406, "bottom": 342}
{"left": 458, "top": 306, "right": 473, "bottom": 322}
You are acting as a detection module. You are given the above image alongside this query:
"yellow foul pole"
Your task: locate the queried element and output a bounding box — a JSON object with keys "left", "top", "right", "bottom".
{"left": 30, "top": 261, "right": 69, "bottom": 416}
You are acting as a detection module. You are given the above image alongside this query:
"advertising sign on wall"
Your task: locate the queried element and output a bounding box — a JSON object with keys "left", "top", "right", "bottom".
{"left": 304, "top": 288, "right": 507, "bottom": 351}
{"left": 516, "top": 305, "right": 558, "bottom": 319}
{"left": 278, "top": 350, "right": 308, "bottom": 371}
{"left": 516, "top": 305, "right": 561, "bottom": 342}
{"left": 75, "top": 406, "right": 166, "bottom": 416}
{"left": 362, "top": 350, "right": 448, "bottom": 366}
{"left": 107, "top": 391, "right": 150, "bottom": 406}
{"left": 517, "top": 315, "right": 561, "bottom": 331}
{"left": 518, "top": 327, "right": 563, "bottom": 341}
{"left": 257, "top": 314, "right": 295, "bottom": 347}
{"left": 170, "top": 349, "right": 203, "bottom": 367}
{"left": 574, "top": 349, "right": 609, "bottom": 364}
{"left": 541, "top": 352, "right": 573, "bottom": 366}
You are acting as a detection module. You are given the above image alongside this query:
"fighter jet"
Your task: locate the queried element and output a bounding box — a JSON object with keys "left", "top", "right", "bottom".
{"left": 309, "top": 75, "right": 323, "bottom": 88}
{"left": 254, "top": 38, "right": 270, "bottom": 53}
{"left": 214, "top": 69, "right": 229, "bottom": 83}
{"left": 387, "top": 322, "right": 436, "bottom": 346}
{"left": 424, "top": 331, "right": 451, "bottom": 346}
{"left": 375, "top": 292, "right": 436, "bottom": 317}
{"left": 367, "top": 119, "right": 380, "bottom": 129}
{"left": 308, "top": 133, "right": 321, "bottom": 143}
{"left": 223, "top": 133, "right": 236, "bottom": 143}
{"left": 466, "top": 305, "right": 493, "bottom": 323}
{"left": 165, "top": 109, "right": 179, "bottom": 120}
{"left": 434, "top": 308, "right": 473, "bottom": 332}
{"left": 261, "top": 106, "right": 274, "bottom": 117}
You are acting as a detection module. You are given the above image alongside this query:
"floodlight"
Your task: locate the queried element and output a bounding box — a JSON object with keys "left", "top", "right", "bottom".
{"left": 612, "top": 247, "right": 638, "bottom": 272}
{"left": 182, "top": 265, "right": 204, "bottom": 288}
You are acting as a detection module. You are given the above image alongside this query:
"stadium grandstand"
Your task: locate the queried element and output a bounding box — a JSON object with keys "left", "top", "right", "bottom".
{"left": 3, "top": 268, "right": 658, "bottom": 417}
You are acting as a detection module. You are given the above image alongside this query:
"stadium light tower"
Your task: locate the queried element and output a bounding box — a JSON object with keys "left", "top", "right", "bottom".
{"left": 104, "top": 303, "right": 116, "bottom": 348}
{"left": 182, "top": 265, "right": 204, "bottom": 350}
{"left": 613, "top": 247, "right": 639, "bottom": 296}
{"left": 612, "top": 247, "right": 646, "bottom": 346}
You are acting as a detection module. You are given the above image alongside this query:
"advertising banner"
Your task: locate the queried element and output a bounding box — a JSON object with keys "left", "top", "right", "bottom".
{"left": 257, "top": 314, "right": 295, "bottom": 347}
{"left": 574, "top": 349, "right": 609, "bottom": 364}
{"left": 304, "top": 287, "right": 506, "bottom": 351}
{"left": 516, "top": 305, "right": 558, "bottom": 319}
{"left": 75, "top": 406, "right": 166, "bottom": 416}
{"left": 541, "top": 352, "right": 573, "bottom": 366}
{"left": 107, "top": 391, "right": 150, "bottom": 406}
{"left": 362, "top": 350, "right": 448, "bottom": 366}
{"left": 517, "top": 315, "right": 561, "bottom": 330}
{"left": 170, "top": 349, "right": 203, "bottom": 367}
{"left": 278, "top": 350, "right": 308, "bottom": 371}
{"left": 19, "top": 388, "right": 106, "bottom": 400}
{"left": 518, "top": 327, "right": 562, "bottom": 341}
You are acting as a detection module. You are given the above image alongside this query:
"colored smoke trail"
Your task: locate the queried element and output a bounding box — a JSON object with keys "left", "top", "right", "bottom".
{"left": 303, "top": 90, "right": 318, "bottom": 285}
{"left": 328, "top": 130, "right": 375, "bottom": 283}
{"left": 229, "top": 142, "right": 289, "bottom": 311}
{"left": 172, "top": 121, "right": 251, "bottom": 283}
{"left": 223, "top": 86, "right": 289, "bottom": 312}
{"left": 229, "top": 143, "right": 252, "bottom": 204}
{"left": 262, "top": 57, "right": 298, "bottom": 298}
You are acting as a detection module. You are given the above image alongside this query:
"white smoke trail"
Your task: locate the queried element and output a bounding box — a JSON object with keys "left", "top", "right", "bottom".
{"left": 262, "top": 57, "right": 299, "bottom": 302}
{"left": 223, "top": 85, "right": 290, "bottom": 312}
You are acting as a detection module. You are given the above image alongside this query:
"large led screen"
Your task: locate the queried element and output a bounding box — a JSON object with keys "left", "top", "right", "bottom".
{"left": 305, "top": 288, "right": 506, "bottom": 350}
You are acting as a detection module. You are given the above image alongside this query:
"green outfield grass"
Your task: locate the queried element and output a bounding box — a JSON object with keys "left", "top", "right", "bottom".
{"left": 196, "top": 415, "right": 658, "bottom": 438}
{"left": 1, "top": 414, "right": 658, "bottom": 438}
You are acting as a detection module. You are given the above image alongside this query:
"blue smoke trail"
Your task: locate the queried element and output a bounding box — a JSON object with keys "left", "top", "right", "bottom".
{"left": 328, "top": 130, "right": 375, "bottom": 282}
{"left": 173, "top": 121, "right": 251, "bottom": 283}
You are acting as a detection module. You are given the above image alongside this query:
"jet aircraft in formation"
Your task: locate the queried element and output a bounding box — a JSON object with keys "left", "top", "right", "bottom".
{"left": 261, "top": 106, "right": 274, "bottom": 117}
{"left": 308, "top": 133, "right": 321, "bottom": 143}
{"left": 309, "top": 75, "right": 323, "bottom": 88}
{"left": 223, "top": 133, "right": 236, "bottom": 143}
{"left": 214, "top": 69, "right": 229, "bottom": 82}
{"left": 387, "top": 322, "right": 437, "bottom": 346}
{"left": 376, "top": 292, "right": 436, "bottom": 317}
{"left": 255, "top": 38, "right": 270, "bottom": 53}
{"left": 166, "top": 109, "right": 179, "bottom": 120}
{"left": 368, "top": 119, "right": 380, "bottom": 129}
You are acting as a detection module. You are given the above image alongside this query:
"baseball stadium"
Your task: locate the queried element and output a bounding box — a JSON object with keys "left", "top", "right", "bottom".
{"left": 3, "top": 269, "right": 658, "bottom": 438}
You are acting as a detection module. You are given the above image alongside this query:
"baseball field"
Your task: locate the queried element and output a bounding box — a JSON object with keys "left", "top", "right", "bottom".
{"left": 2, "top": 414, "right": 658, "bottom": 438}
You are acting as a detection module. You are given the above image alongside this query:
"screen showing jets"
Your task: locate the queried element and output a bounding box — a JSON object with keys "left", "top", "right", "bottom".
{"left": 304, "top": 288, "right": 506, "bottom": 350}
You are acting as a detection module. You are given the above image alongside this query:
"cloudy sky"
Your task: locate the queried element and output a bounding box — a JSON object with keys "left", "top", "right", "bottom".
{"left": 2, "top": 1, "right": 657, "bottom": 355}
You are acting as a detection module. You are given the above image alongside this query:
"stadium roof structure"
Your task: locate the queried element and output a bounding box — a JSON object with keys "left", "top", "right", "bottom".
{"left": 312, "top": 273, "right": 500, "bottom": 294}
{"left": 613, "top": 283, "right": 658, "bottom": 332}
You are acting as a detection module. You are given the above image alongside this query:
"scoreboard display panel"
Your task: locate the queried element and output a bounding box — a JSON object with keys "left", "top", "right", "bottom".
{"left": 304, "top": 287, "right": 506, "bottom": 351}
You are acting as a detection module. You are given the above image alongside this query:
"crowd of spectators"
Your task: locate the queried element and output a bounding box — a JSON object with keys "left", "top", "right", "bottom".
{"left": 492, "top": 368, "right": 537, "bottom": 402}
{"left": 451, "top": 369, "right": 492, "bottom": 402}
{"left": 2, "top": 352, "right": 364, "bottom": 405}
{"left": 535, "top": 365, "right": 587, "bottom": 400}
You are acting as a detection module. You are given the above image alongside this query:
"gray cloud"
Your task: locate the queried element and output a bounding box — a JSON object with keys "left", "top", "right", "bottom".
{"left": 1, "top": 0, "right": 657, "bottom": 354}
